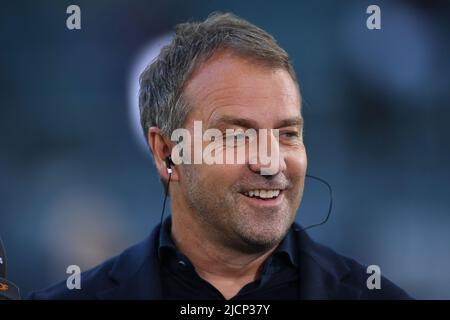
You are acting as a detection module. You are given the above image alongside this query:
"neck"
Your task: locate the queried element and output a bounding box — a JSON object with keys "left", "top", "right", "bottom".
{"left": 170, "top": 200, "right": 277, "bottom": 299}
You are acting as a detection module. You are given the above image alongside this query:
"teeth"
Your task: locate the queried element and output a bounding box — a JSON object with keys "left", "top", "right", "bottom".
{"left": 244, "top": 189, "right": 281, "bottom": 199}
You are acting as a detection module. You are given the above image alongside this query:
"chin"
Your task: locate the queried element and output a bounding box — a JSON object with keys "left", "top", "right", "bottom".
{"left": 235, "top": 225, "right": 288, "bottom": 254}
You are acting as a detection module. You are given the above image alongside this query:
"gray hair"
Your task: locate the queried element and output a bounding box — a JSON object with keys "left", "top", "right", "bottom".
{"left": 138, "top": 12, "right": 298, "bottom": 191}
{"left": 139, "top": 12, "right": 298, "bottom": 141}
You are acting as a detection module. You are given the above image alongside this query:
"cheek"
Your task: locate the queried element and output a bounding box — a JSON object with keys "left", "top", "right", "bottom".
{"left": 197, "top": 164, "right": 242, "bottom": 189}
{"left": 299, "top": 151, "right": 308, "bottom": 173}
{"left": 287, "top": 150, "right": 308, "bottom": 181}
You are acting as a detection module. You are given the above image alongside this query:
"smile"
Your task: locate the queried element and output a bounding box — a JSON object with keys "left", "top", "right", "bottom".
{"left": 243, "top": 189, "right": 281, "bottom": 199}
{"left": 240, "top": 189, "right": 285, "bottom": 207}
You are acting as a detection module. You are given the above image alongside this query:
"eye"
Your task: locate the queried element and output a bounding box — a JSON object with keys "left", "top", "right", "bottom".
{"left": 281, "top": 131, "right": 300, "bottom": 138}
{"left": 223, "top": 130, "right": 248, "bottom": 147}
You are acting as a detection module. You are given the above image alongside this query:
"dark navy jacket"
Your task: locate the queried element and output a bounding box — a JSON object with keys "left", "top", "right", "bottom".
{"left": 28, "top": 222, "right": 411, "bottom": 300}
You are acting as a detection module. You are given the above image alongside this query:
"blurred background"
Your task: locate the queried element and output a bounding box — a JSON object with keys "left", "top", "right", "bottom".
{"left": 1, "top": 0, "right": 450, "bottom": 299}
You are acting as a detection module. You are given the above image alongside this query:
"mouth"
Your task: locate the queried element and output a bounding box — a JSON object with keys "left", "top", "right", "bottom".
{"left": 240, "top": 189, "right": 285, "bottom": 207}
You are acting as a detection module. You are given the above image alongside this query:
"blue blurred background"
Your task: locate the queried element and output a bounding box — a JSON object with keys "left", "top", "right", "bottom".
{"left": 1, "top": 0, "right": 450, "bottom": 299}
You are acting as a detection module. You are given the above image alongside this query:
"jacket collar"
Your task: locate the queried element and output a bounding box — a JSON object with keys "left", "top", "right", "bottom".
{"left": 97, "top": 221, "right": 361, "bottom": 299}
{"left": 293, "top": 225, "right": 362, "bottom": 299}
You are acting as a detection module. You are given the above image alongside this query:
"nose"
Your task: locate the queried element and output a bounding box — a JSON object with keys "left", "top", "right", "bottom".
{"left": 248, "top": 129, "right": 286, "bottom": 176}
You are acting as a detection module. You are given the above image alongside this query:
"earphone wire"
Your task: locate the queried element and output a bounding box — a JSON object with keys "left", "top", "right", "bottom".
{"left": 159, "top": 171, "right": 172, "bottom": 228}
{"left": 302, "top": 174, "right": 333, "bottom": 231}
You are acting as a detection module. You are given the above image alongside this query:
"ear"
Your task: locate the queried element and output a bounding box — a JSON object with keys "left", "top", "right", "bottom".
{"left": 147, "top": 127, "right": 179, "bottom": 182}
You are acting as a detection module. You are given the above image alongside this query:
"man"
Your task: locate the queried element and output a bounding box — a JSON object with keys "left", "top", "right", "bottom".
{"left": 29, "top": 13, "right": 410, "bottom": 300}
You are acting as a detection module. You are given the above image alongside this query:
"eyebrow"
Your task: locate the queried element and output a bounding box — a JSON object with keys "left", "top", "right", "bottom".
{"left": 208, "top": 115, "right": 303, "bottom": 130}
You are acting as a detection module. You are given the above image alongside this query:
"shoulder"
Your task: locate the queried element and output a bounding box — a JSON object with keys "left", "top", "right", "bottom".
{"left": 28, "top": 226, "right": 161, "bottom": 300}
{"left": 327, "top": 246, "right": 411, "bottom": 299}
{"left": 293, "top": 224, "right": 412, "bottom": 299}
{"left": 27, "top": 256, "right": 117, "bottom": 300}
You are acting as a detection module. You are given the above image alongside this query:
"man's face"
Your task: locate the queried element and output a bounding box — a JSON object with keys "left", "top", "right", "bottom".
{"left": 177, "top": 51, "right": 307, "bottom": 253}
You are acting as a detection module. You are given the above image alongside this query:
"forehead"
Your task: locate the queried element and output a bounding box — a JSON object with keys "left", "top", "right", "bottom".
{"left": 183, "top": 51, "right": 301, "bottom": 129}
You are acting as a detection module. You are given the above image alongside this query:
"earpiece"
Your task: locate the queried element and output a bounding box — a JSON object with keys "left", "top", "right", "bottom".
{"left": 164, "top": 156, "right": 173, "bottom": 175}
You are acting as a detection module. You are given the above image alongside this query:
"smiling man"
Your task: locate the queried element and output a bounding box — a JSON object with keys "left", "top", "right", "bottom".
{"left": 29, "top": 12, "right": 410, "bottom": 300}
{"left": 154, "top": 49, "right": 306, "bottom": 300}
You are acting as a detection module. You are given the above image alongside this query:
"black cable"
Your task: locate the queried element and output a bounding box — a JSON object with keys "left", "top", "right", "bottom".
{"left": 159, "top": 171, "right": 172, "bottom": 228}
{"left": 302, "top": 174, "right": 333, "bottom": 231}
